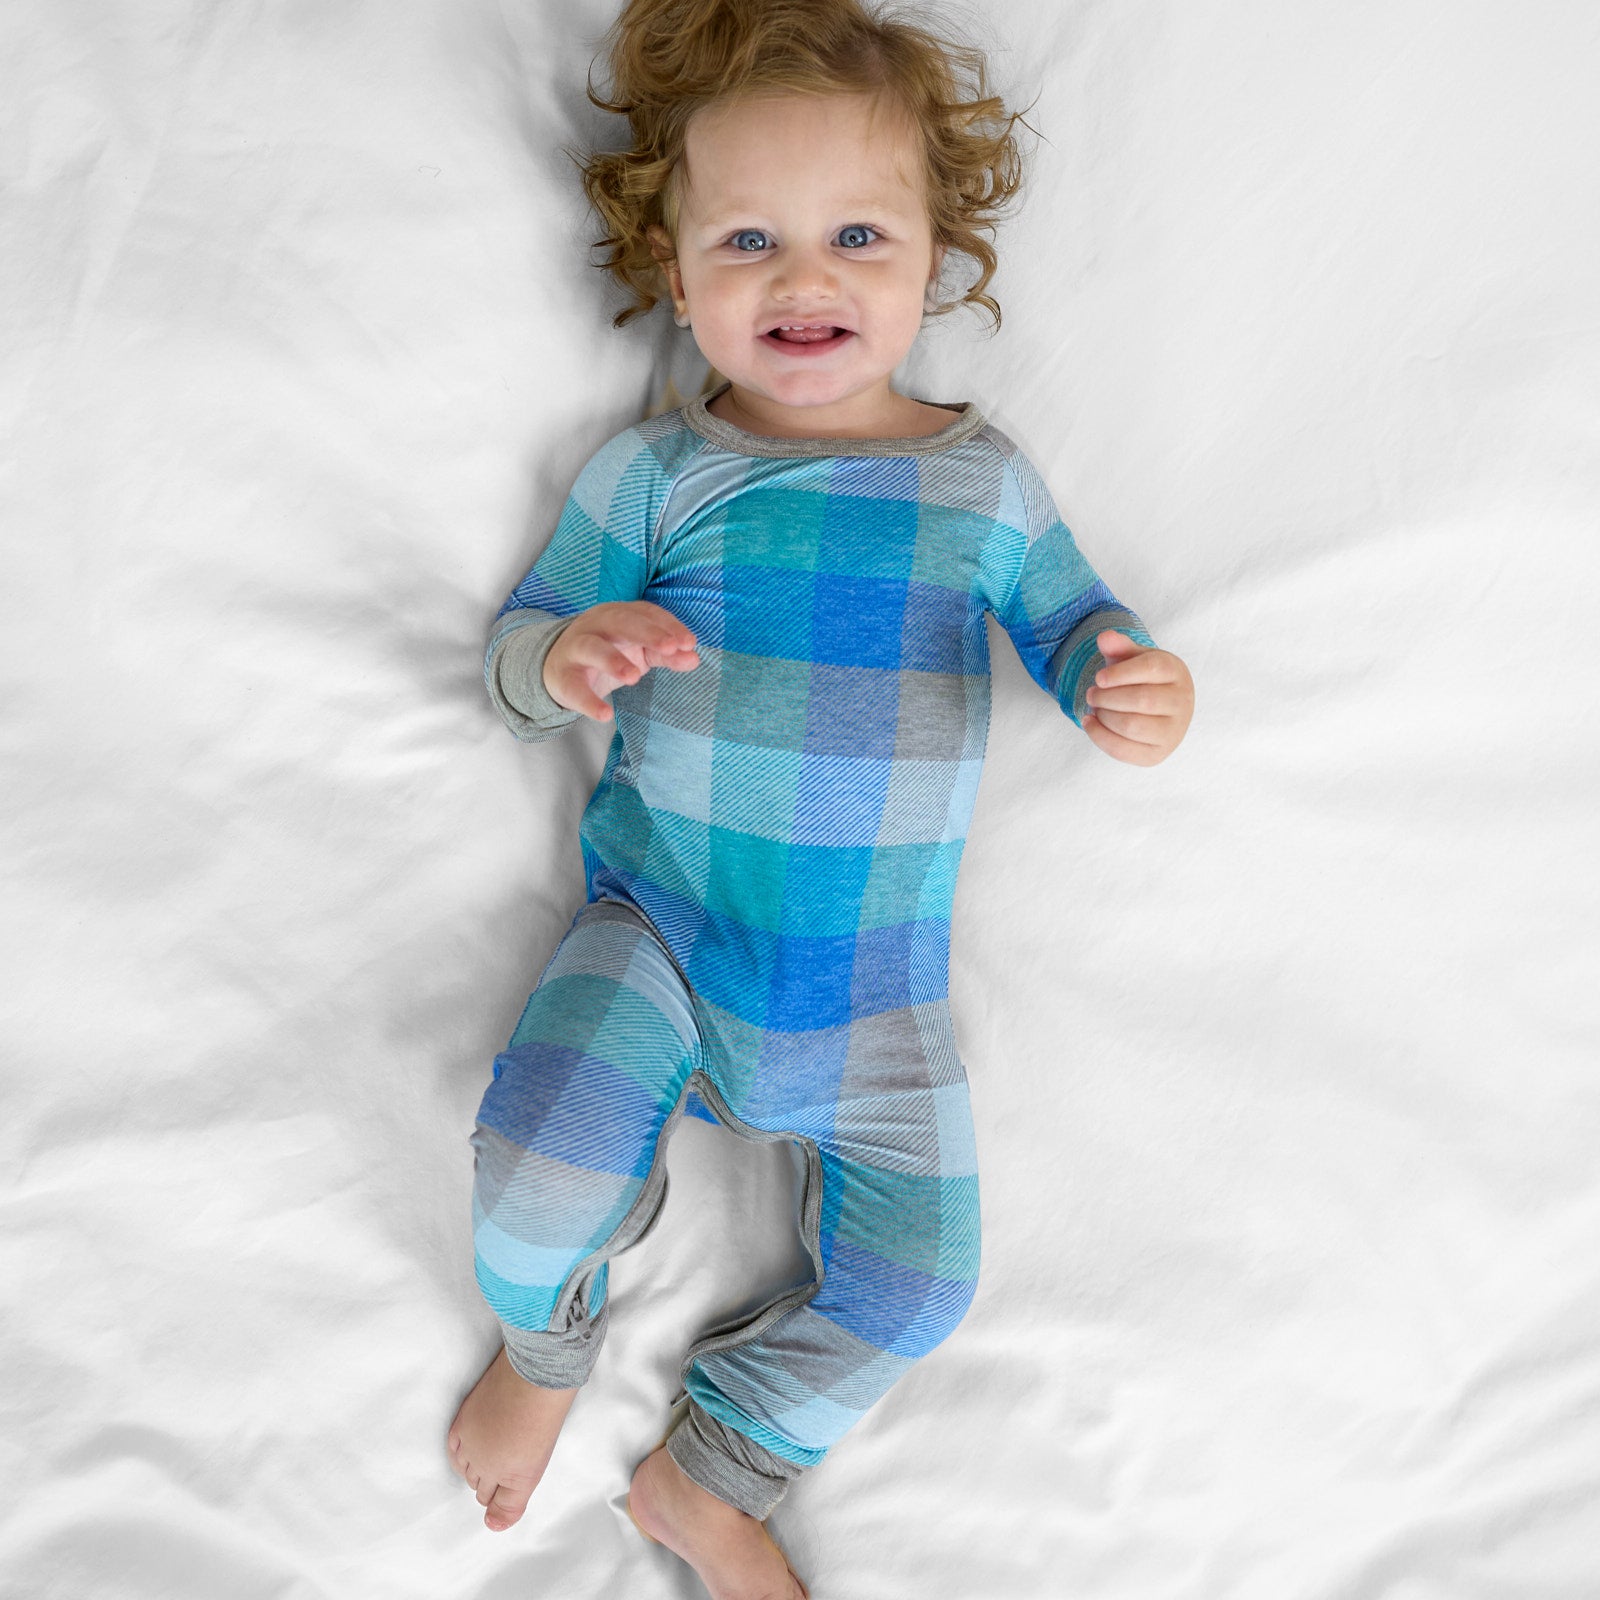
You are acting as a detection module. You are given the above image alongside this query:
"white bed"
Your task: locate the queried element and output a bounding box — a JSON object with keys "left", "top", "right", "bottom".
{"left": 4, "top": 2, "right": 1597, "bottom": 1596}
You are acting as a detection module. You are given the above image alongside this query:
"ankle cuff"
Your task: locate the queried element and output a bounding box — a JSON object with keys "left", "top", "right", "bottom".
{"left": 500, "top": 1299, "right": 608, "bottom": 1388}
{"left": 665, "top": 1401, "right": 804, "bottom": 1520}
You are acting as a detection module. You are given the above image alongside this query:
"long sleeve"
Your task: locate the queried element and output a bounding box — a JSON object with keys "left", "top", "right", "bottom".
{"left": 485, "top": 425, "right": 671, "bottom": 742}
{"left": 986, "top": 437, "right": 1155, "bottom": 728}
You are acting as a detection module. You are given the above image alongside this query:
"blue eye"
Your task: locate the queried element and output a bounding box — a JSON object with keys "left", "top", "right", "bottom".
{"left": 729, "top": 229, "right": 770, "bottom": 252}
{"left": 837, "top": 224, "right": 878, "bottom": 248}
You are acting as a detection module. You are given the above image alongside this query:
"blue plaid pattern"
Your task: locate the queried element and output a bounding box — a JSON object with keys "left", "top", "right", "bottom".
{"left": 473, "top": 401, "right": 1152, "bottom": 1471}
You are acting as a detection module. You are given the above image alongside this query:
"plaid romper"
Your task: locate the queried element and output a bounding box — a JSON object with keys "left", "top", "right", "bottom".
{"left": 471, "top": 387, "right": 1152, "bottom": 1516}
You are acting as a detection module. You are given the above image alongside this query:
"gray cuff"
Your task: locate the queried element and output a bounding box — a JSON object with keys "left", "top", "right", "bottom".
{"left": 1056, "top": 606, "right": 1154, "bottom": 726}
{"left": 500, "top": 1299, "right": 609, "bottom": 1389}
{"left": 485, "top": 613, "right": 583, "bottom": 742}
{"left": 666, "top": 1402, "right": 806, "bottom": 1520}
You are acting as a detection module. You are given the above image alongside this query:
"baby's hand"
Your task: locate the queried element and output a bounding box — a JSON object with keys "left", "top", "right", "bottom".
{"left": 543, "top": 601, "right": 700, "bottom": 721}
{"left": 1082, "top": 630, "right": 1194, "bottom": 766}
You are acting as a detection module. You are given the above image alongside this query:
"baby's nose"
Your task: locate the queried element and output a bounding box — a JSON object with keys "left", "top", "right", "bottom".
{"left": 773, "top": 246, "right": 839, "bottom": 302}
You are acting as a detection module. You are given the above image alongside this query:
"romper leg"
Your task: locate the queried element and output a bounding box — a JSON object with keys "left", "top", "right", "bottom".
{"left": 472, "top": 901, "right": 699, "bottom": 1387}
{"left": 670, "top": 1006, "right": 982, "bottom": 1516}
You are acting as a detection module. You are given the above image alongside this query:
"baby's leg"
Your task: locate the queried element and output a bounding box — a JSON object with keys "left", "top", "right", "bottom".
{"left": 449, "top": 901, "right": 699, "bottom": 1530}
{"left": 689, "top": 1023, "right": 979, "bottom": 1503}
{"left": 650, "top": 1134, "right": 980, "bottom": 1515}
{"left": 630, "top": 1008, "right": 981, "bottom": 1596}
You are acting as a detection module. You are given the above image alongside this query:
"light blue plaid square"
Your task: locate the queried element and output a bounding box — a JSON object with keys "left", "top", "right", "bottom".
{"left": 791, "top": 752, "right": 893, "bottom": 848}
{"left": 623, "top": 714, "right": 708, "bottom": 823}
{"left": 709, "top": 740, "right": 803, "bottom": 842}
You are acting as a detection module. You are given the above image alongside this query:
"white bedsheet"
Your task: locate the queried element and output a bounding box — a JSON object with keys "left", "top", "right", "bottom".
{"left": 4, "top": 2, "right": 1597, "bottom": 1596}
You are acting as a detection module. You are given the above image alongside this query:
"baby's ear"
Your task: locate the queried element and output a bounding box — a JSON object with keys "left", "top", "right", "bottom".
{"left": 646, "top": 225, "right": 676, "bottom": 265}
{"left": 923, "top": 244, "right": 947, "bottom": 314}
{"left": 646, "top": 227, "right": 687, "bottom": 317}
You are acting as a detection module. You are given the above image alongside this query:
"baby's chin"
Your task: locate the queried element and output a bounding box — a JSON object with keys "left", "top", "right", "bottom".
{"left": 712, "top": 373, "right": 915, "bottom": 439}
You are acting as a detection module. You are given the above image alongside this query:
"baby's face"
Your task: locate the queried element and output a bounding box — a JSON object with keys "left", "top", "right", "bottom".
{"left": 654, "top": 92, "right": 943, "bottom": 429}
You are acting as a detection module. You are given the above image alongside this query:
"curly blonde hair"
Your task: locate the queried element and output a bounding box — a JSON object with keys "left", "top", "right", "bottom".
{"left": 575, "top": 0, "right": 1029, "bottom": 331}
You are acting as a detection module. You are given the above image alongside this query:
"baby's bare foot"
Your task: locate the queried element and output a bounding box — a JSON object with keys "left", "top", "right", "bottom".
{"left": 628, "top": 1446, "right": 808, "bottom": 1600}
{"left": 446, "top": 1347, "right": 578, "bottom": 1531}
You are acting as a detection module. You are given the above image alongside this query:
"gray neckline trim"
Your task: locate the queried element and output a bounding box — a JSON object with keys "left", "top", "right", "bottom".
{"left": 683, "top": 381, "right": 987, "bottom": 458}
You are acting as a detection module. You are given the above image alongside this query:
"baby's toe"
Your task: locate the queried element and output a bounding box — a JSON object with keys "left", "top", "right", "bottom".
{"left": 484, "top": 1478, "right": 533, "bottom": 1531}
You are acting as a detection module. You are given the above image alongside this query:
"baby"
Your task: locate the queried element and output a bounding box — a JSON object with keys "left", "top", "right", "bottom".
{"left": 448, "top": 0, "right": 1195, "bottom": 1595}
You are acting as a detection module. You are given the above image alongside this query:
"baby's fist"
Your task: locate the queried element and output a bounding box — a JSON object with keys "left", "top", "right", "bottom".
{"left": 1081, "top": 631, "right": 1194, "bottom": 766}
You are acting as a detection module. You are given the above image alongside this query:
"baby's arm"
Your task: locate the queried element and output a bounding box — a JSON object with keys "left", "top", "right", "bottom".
{"left": 989, "top": 440, "right": 1194, "bottom": 764}
{"left": 487, "top": 428, "right": 689, "bottom": 740}
{"left": 541, "top": 601, "right": 698, "bottom": 722}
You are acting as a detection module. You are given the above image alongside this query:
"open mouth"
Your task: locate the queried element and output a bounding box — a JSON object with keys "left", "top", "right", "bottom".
{"left": 763, "top": 323, "right": 853, "bottom": 351}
